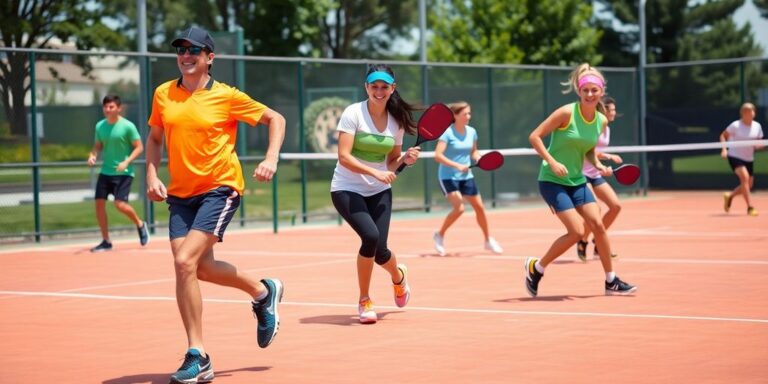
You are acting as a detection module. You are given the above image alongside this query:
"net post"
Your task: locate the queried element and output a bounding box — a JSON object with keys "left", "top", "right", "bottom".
{"left": 30, "top": 51, "right": 41, "bottom": 243}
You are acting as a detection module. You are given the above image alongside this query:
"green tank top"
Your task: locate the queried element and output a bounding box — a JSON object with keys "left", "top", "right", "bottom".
{"left": 537, "top": 103, "right": 602, "bottom": 186}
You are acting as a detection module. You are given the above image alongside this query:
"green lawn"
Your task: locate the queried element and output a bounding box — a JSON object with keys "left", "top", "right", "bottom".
{"left": 0, "top": 160, "right": 430, "bottom": 237}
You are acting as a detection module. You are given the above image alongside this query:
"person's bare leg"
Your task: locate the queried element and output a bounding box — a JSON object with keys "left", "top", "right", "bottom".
{"left": 593, "top": 183, "right": 622, "bottom": 230}
{"left": 465, "top": 194, "right": 490, "bottom": 240}
{"left": 357, "top": 255, "right": 374, "bottom": 300}
{"left": 734, "top": 167, "right": 753, "bottom": 208}
{"left": 95, "top": 199, "right": 109, "bottom": 241}
{"left": 171, "top": 230, "right": 219, "bottom": 357}
{"left": 438, "top": 192, "right": 464, "bottom": 237}
{"left": 114, "top": 199, "right": 142, "bottom": 226}
{"left": 576, "top": 203, "right": 613, "bottom": 273}
{"left": 196, "top": 248, "right": 267, "bottom": 299}
{"left": 540, "top": 209, "right": 585, "bottom": 267}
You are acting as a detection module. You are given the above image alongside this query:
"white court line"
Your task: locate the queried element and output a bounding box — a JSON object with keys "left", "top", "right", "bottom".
{"left": 1, "top": 290, "right": 766, "bottom": 324}
{"left": 137, "top": 249, "right": 768, "bottom": 265}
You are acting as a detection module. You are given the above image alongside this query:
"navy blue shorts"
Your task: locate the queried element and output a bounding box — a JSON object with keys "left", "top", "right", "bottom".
{"left": 166, "top": 186, "right": 240, "bottom": 241}
{"left": 728, "top": 156, "right": 754, "bottom": 176}
{"left": 95, "top": 174, "right": 133, "bottom": 201}
{"left": 538, "top": 181, "right": 595, "bottom": 212}
{"left": 585, "top": 175, "right": 607, "bottom": 187}
{"left": 439, "top": 178, "right": 479, "bottom": 196}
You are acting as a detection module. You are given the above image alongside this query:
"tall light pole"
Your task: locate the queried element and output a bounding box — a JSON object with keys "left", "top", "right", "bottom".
{"left": 639, "top": 0, "right": 648, "bottom": 194}
{"left": 137, "top": 0, "right": 153, "bottom": 228}
{"left": 419, "top": 0, "right": 427, "bottom": 63}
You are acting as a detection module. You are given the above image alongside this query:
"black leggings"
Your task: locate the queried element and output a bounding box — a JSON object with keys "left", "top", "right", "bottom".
{"left": 331, "top": 189, "right": 393, "bottom": 265}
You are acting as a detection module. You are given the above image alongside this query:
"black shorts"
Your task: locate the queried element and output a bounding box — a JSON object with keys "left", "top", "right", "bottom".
{"left": 95, "top": 174, "right": 133, "bottom": 201}
{"left": 727, "top": 156, "right": 754, "bottom": 176}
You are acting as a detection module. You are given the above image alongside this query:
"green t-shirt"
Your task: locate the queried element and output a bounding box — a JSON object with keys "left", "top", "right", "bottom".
{"left": 537, "top": 103, "right": 603, "bottom": 186}
{"left": 94, "top": 117, "right": 141, "bottom": 177}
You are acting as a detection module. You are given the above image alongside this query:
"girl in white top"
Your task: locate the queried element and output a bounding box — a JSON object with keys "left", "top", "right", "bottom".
{"left": 330, "top": 64, "right": 421, "bottom": 324}
{"left": 577, "top": 96, "right": 622, "bottom": 261}
{"left": 720, "top": 102, "right": 764, "bottom": 216}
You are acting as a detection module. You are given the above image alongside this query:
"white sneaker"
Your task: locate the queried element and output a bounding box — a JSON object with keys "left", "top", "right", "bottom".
{"left": 358, "top": 298, "right": 377, "bottom": 324}
{"left": 433, "top": 232, "right": 446, "bottom": 256}
{"left": 484, "top": 237, "right": 503, "bottom": 254}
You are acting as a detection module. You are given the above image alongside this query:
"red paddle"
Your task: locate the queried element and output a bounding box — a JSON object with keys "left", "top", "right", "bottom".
{"left": 396, "top": 103, "right": 454, "bottom": 174}
{"left": 613, "top": 164, "right": 641, "bottom": 185}
{"left": 470, "top": 151, "right": 504, "bottom": 171}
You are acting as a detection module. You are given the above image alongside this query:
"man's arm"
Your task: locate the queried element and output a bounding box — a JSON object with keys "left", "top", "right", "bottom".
{"left": 252, "top": 107, "right": 286, "bottom": 182}
{"left": 145, "top": 125, "right": 167, "bottom": 201}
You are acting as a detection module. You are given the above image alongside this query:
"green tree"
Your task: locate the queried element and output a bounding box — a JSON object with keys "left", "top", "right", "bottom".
{"left": 596, "top": 0, "right": 763, "bottom": 108}
{"left": 595, "top": 0, "right": 762, "bottom": 65}
{"left": 428, "top": 0, "right": 602, "bottom": 65}
{"left": 754, "top": 0, "right": 768, "bottom": 17}
{"left": 315, "top": 0, "right": 418, "bottom": 58}
{"left": 0, "top": 0, "right": 124, "bottom": 136}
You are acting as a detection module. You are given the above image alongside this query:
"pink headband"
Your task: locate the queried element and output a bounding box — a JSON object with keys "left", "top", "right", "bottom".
{"left": 578, "top": 74, "right": 604, "bottom": 89}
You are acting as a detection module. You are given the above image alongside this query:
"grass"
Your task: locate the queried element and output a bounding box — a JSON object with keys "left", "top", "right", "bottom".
{"left": 672, "top": 151, "right": 768, "bottom": 174}
{"left": 0, "top": 160, "right": 429, "bottom": 237}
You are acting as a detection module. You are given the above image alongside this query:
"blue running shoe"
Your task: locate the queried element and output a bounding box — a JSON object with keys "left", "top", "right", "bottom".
{"left": 252, "top": 278, "right": 284, "bottom": 348}
{"left": 605, "top": 276, "right": 637, "bottom": 295}
{"left": 138, "top": 221, "right": 150, "bottom": 246}
{"left": 170, "top": 349, "right": 213, "bottom": 384}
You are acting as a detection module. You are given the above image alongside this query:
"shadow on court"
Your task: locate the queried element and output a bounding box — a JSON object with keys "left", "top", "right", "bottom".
{"left": 494, "top": 295, "right": 605, "bottom": 302}
{"left": 102, "top": 366, "right": 270, "bottom": 384}
{"left": 299, "top": 311, "right": 403, "bottom": 326}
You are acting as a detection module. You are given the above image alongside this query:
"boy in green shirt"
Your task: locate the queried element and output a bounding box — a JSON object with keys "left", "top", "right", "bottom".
{"left": 87, "top": 95, "right": 149, "bottom": 251}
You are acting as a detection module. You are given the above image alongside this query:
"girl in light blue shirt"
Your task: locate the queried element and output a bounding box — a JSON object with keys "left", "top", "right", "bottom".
{"left": 432, "top": 102, "right": 503, "bottom": 256}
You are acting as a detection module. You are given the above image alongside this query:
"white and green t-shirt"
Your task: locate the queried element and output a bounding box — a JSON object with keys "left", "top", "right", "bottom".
{"left": 331, "top": 101, "right": 404, "bottom": 196}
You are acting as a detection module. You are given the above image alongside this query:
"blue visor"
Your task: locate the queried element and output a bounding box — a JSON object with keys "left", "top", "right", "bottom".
{"left": 366, "top": 71, "right": 395, "bottom": 84}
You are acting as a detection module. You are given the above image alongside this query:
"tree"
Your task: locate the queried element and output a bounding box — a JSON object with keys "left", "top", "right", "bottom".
{"left": 0, "top": 0, "right": 124, "bottom": 136}
{"left": 595, "top": 0, "right": 763, "bottom": 107}
{"left": 315, "top": 0, "right": 418, "bottom": 58}
{"left": 428, "top": 0, "right": 602, "bottom": 65}
{"left": 594, "top": 0, "right": 762, "bottom": 65}
{"left": 754, "top": 0, "right": 768, "bottom": 17}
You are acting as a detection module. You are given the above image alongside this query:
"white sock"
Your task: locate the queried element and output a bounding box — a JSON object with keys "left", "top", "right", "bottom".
{"left": 535, "top": 261, "right": 545, "bottom": 274}
{"left": 606, "top": 272, "right": 616, "bottom": 283}
{"left": 253, "top": 289, "right": 268, "bottom": 302}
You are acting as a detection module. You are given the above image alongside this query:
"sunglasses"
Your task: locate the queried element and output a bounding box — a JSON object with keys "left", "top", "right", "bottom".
{"left": 175, "top": 46, "right": 204, "bottom": 56}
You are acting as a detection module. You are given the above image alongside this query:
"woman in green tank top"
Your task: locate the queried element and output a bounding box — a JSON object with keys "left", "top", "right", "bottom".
{"left": 524, "top": 64, "right": 637, "bottom": 297}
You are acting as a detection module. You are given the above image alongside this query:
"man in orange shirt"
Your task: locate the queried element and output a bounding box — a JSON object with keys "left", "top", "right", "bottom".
{"left": 145, "top": 26, "right": 286, "bottom": 384}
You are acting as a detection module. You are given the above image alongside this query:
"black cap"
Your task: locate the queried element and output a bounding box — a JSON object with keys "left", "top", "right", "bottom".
{"left": 171, "top": 26, "right": 215, "bottom": 52}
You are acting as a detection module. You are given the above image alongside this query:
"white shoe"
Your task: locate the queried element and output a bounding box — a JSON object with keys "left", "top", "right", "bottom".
{"left": 358, "top": 298, "right": 377, "bottom": 324}
{"left": 432, "top": 232, "right": 446, "bottom": 256}
{"left": 484, "top": 237, "right": 503, "bottom": 254}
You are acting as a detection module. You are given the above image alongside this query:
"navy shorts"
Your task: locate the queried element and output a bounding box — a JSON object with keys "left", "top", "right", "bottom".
{"left": 95, "top": 174, "right": 133, "bottom": 201}
{"left": 538, "top": 181, "right": 596, "bottom": 212}
{"left": 166, "top": 186, "right": 241, "bottom": 241}
{"left": 728, "top": 156, "right": 754, "bottom": 176}
{"left": 585, "top": 175, "right": 607, "bottom": 187}
{"left": 439, "top": 178, "right": 479, "bottom": 196}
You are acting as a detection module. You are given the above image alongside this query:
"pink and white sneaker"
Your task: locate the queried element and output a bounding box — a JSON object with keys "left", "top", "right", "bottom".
{"left": 393, "top": 264, "right": 410, "bottom": 308}
{"left": 358, "top": 298, "right": 377, "bottom": 324}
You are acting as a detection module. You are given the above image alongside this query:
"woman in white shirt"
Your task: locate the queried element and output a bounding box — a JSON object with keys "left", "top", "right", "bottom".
{"left": 330, "top": 64, "right": 421, "bottom": 324}
{"left": 720, "top": 102, "right": 764, "bottom": 216}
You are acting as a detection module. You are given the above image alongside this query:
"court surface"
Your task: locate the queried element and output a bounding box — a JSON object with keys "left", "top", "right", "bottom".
{"left": 1, "top": 191, "right": 766, "bottom": 383}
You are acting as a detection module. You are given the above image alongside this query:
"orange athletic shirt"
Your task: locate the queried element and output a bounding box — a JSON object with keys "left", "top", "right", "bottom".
{"left": 148, "top": 77, "right": 266, "bottom": 198}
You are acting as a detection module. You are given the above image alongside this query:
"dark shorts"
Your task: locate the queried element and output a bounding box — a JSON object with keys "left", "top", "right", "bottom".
{"left": 538, "top": 181, "right": 596, "bottom": 212}
{"left": 728, "top": 156, "right": 754, "bottom": 176}
{"left": 585, "top": 175, "right": 607, "bottom": 187}
{"left": 439, "top": 178, "right": 479, "bottom": 196}
{"left": 95, "top": 174, "right": 133, "bottom": 201}
{"left": 166, "top": 186, "right": 241, "bottom": 242}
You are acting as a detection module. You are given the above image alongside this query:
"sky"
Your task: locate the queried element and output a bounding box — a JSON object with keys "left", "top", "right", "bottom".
{"left": 734, "top": 0, "right": 768, "bottom": 55}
